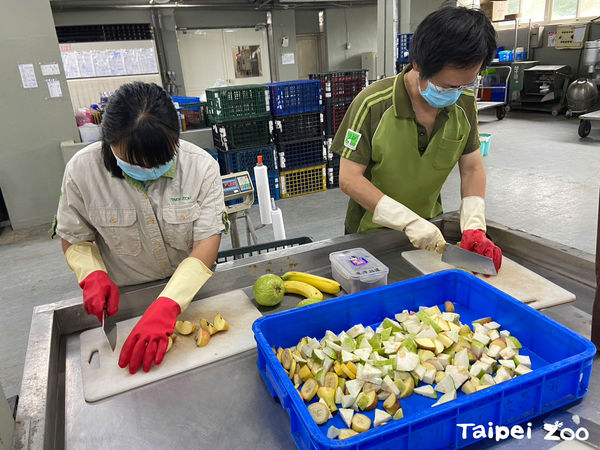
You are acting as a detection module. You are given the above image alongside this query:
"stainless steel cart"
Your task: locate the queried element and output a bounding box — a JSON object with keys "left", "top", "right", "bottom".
{"left": 476, "top": 65, "right": 512, "bottom": 120}
{"left": 577, "top": 109, "right": 600, "bottom": 137}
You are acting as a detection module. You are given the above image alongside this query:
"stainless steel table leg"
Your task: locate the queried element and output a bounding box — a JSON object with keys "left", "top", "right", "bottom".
{"left": 592, "top": 191, "right": 600, "bottom": 350}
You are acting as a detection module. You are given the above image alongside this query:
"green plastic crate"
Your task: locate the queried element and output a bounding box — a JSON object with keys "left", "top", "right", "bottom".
{"left": 206, "top": 85, "right": 271, "bottom": 122}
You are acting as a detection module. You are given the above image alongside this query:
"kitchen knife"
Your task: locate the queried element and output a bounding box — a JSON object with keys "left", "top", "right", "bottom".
{"left": 441, "top": 244, "right": 497, "bottom": 276}
{"left": 102, "top": 310, "right": 117, "bottom": 351}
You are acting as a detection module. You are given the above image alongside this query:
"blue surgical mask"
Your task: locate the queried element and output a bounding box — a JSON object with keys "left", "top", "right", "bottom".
{"left": 419, "top": 81, "right": 463, "bottom": 108}
{"left": 112, "top": 151, "right": 173, "bottom": 182}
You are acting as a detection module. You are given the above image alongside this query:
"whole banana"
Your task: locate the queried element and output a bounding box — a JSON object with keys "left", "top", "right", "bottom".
{"left": 283, "top": 280, "right": 324, "bottom": 300}
{"left": 282, "top": 271, "right": 341, "bottom": 294}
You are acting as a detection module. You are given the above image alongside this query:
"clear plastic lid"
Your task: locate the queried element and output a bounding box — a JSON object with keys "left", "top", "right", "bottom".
{"left": 329, "top": 248, "right": 389, "bottom": 281}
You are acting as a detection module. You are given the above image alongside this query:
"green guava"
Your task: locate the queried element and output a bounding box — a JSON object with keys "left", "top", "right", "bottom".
{"left": 253, "top": 274, "right": 285, "bottom": 306}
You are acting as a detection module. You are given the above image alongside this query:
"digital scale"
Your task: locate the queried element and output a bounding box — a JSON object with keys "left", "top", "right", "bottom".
{"left": 221, "top": 171, "right": 254, "bottom": 214}
{"left": 221, "top": 171, "right": 258, "bottom": 250}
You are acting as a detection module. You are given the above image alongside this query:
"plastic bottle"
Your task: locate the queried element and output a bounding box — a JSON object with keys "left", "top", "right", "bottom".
{"left": 253, "top": 156, "right": 272, "bottom": 225}
{"left": 271, "top": 198, "right": 286, "bottom": 241}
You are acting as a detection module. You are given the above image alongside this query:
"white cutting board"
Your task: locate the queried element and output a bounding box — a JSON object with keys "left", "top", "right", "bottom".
{"left": 402, "top": 250, "right": 575, "bottom": 310}
{"left": 80, "top": 290, "right": 262, "bottom": 402}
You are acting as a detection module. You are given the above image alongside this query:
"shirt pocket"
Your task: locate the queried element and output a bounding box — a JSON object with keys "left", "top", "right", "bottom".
{"left": 432, "top": 136, "right": 465, "bottom": 170}
{"left": 162, "top": 203, "right": 201, "bottom": 251}
{"left": 89, "top": 208, "right": 142, "bottom": 256}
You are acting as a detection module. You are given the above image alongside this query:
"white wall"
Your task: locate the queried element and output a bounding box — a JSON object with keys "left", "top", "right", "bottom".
{"left": 325, "top": 6, "right": 378, "bottom": 71}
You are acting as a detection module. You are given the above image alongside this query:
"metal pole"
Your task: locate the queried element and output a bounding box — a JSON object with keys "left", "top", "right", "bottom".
{"left": 229, "top": 212, "right": 242, "bottom": 255}
{"left": 513, "top": 18, "right": 519, "bottom": 63}
{"left": 592, "top": 188, "right": 600, "bottom": 350}
{"left": 526, "top": 19, "right": 532, "bottom": 61}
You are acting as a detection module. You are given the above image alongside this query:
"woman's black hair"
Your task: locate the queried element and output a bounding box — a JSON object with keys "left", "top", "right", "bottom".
{"left": 409, "top": 7, "right": 497, "bottom": 80}
{"left": 101, "top": 82, "right": 180, "bottom": 177}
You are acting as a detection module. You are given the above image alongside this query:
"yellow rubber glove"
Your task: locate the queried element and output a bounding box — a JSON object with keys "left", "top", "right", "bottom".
{"left": 65, "top": 242, "right": 119, "bottom": 322}
{"left": 460, "top": 196, "right": 487, "bottom": 233}
{"left": 158, "top": 256, "right": 213, "bottom": 312}
{"left": 373, "top": 195, "right": 446, "bottom": 253}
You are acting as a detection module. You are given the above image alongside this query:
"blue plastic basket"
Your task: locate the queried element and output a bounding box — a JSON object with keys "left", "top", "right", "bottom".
{"left": 171, "top": 95, "right": 202, "bottom": 111}
{"left": 253, "top": 270, "right": 596, "bottom": 449}
{"left": 480, "top": 133, "right": 492, "bottom": 156}
{"left": 268, "top": 80, "right": 322, "bottom": 116}
{"left": 397, "top": 33, "right": 413, "bottom": 63}
{"left": 277, "top": 138, "right": 326, "bottom": 171}
{"left": 218, "top": 145, "right": 278, "bottom": 175}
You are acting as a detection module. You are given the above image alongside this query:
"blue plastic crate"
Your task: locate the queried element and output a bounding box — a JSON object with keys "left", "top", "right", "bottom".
{"left": 253, "top": 270, "right": 596, "bottom": 449}
{"left": 277, "top": 138, "right": 326, "bottom": 171}
{"left": 218, "top": 145, "right": 278, "bottom": 175}
{"left": 397, "top": 33, "right": 413, "bottom": 63}
{"left": 171, "top": 95, "right": 202, "bottom": 111}
{"left": 268, "top": 80, "right": 322, "bottom": 116}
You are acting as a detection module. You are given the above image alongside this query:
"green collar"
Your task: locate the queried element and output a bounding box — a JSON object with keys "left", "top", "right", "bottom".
{"left": 122, "top": 157, "right": 177, "bottom": 192}
{"left": 393, "top": 64, "right": 456, "bottom": 119}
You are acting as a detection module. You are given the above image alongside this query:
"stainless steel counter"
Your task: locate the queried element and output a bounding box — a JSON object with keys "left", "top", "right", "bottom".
{"left": 14, "top": 215, "right": 599, "bottom": 449}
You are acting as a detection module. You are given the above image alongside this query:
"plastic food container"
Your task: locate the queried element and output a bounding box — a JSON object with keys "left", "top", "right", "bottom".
{"left": 252, "top": 270, "right": 596, "bottom": 449}
{"left": 329, "top": 247, "right": 389, "bottom": 294}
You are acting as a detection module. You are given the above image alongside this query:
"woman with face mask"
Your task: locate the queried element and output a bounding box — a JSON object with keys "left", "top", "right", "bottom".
{"left": 333, "top": 6, "right": 502, "bottom": 272}
{"left": 53, "top": 82, "right": 228, "bottom": 374}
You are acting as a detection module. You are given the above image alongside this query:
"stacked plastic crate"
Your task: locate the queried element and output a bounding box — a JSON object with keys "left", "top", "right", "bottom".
{"left": 309, "top": 70, "right": 367, "bottom": 188}
{"left": 206, "top": 84, "right": 280, "bottom": 203}
{"left": 268, "top": 80, "right": 327, "bottom": 199}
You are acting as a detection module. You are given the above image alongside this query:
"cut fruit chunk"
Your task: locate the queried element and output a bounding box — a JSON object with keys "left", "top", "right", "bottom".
{"left": 393, "top": 408, "right": 404, "bottom": 420}
{"left": 327, "top": 426, "right": 340, "bottom": 439}
{"left": 200, "top": 318, "right": 217, "bottom": 336}
{"left": 338, "top": 429, "right": 359, "bottom": 440}
{"left": 340, "top": 408, "right": 354, "bottom": 427}
{"left": 345, "top": 379, "right": 365, "bottom": 398}
{"left": 415, "top": 338, "right": 436, "bottom": 352}
{"left": 281, "top": 349, "right": 293, "bottom": 370}
{"left": 444, "top": 301, "right": 455, "bottom": 312}
{"left": 195, "top": 328, "right": 211, "bottom": 347}
{"left": 432, "top": 389, "right": 457, "bottom": 407}
{"left": 461, "top": 380, "right": 476, "bottom": 395}
{"left": 374, "top": 409, "right": 392, "bottom": 427}
{"left": 308, "top": 402, "right": 330, "bottom": 425}
{"left": 515, "top": 364, "right": 533, "bottom": 376}
{"left": 317, "top": 387, "right": 338, "bottom": 412}
{"left": 166, "top": 335, "right": 175, "bottom": 352}
{"left": 435, "top": 374, "right": 455, "bottom": 394}
{"left": 356, "top": 390, "right": 377, "bottom": 411}
{"left": 175, "top": 320, "right": 196, "bottom": 335}
{"left": 414, "top": 385, "right": 437, "bottom": 399}
{"left": 515, "top": 355, "right": 531, "bottom": 368}
{"left": 396, "top": 350, "right": 420, "bottom": 372}
{"left": 351, "top": 413, "right": 372, "bottom": 433}
{"left": 301, "top": 378, "right": 318, "bottom": 401}
{"left": 383, "top": 393, "right": 400, "bottom": 415}
{"left": 324, "top": 372, "right": 339, "bottom": 390}
{"left": 213, "top": 313, "right": 229, "bottom": 332}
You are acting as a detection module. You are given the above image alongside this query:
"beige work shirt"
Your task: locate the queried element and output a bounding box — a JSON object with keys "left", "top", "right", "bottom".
{"left": 55, "top": 140, "right": 226, "bottom": 287}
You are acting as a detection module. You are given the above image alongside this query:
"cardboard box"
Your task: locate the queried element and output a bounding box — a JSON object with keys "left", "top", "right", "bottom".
{"left": 481, "top": 1, "right": 508, "bottom": 21}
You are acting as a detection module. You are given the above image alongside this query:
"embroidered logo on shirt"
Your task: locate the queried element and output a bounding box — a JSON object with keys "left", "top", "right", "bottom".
{"left": 170, "top": 196, "right": 191, "bottom": 202}
{"left": 344, "top": 129, "right": 362, "bottom": 151}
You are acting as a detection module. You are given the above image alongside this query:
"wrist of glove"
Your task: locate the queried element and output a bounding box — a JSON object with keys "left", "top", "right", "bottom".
{"left": 118, "top": 297, "right": 181, "bottom": 374}
{"left": 80, "top": 270, "right": 120, "bottom": 322}
{"left": 460, "top": 229, "right": 503, "bottom": 271}
{"left": 460, "top": 196, "right": 486, "bottom": 233}
{"left": 373, "top": 195, "right": 446, "bottom": 253}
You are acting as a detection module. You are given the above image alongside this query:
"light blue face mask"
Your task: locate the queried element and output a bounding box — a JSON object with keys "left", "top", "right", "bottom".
{"left": 112, "top": 151, "right": 173, "bottom": 182}
{"left": 418, "top": 81, "right": 463, "bottom": 109}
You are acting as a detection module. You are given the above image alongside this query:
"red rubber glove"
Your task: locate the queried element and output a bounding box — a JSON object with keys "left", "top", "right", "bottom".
{"left": 461, "top": 229, "right": 503, "bottom": 272}
{"left": 118, "top": 297, "right": 181, "bottom": 374}
{"left": 80, "top": 270, "right": 120, "bottom": 323}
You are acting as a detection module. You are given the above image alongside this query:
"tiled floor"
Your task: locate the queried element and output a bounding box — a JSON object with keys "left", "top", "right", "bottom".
{"left": 0, "top": 110, "right": 598, "bottom": 398}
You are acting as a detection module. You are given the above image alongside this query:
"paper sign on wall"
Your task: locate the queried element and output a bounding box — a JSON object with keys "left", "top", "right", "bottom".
{"left": 547, "top": 31, "right": 557, "bottom": 48}
{"left": 18, "top": 64, "right": 38, "bottom": 88}
{"left": 46, "top": 79, "right": 63, "bottom": 98}
{"left": 40, "top": 63, "right": 60, "bottom": 76}
{"left": 282, "top": 52, "right": 295, "bottom": 65}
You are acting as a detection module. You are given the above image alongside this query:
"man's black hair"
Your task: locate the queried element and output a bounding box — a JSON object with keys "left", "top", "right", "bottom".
{"left": 101, "top": 82, "right": 180, "bottom": 177}
{"left": 409, "top": 7, "right": 497, "bottom": 80}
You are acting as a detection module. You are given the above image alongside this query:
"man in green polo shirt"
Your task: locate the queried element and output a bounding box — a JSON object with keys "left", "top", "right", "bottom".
{"left": 332, "top": 6, "right": 502, "bottom": 271}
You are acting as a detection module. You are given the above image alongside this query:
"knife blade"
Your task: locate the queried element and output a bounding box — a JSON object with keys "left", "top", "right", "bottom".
{"left": 441, "top": 244, "right": 497, "bottom": 276}
{"left": 102, "top": 310, "right": 117, "bottom": 351}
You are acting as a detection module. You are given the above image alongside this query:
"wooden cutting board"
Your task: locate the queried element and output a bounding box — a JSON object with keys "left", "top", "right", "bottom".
{"left": 402, "top": 250, "right": 575, "bottom": 310}
{"left": 80, "top": 290, "right": 262, "bottom": 402}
